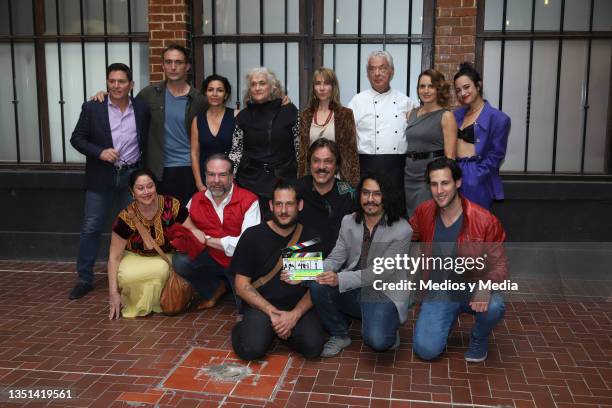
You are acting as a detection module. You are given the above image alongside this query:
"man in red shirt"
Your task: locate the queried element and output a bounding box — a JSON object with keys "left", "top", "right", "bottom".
{"left": 409, "top": 157, "right": 507, "bottom": 362}
{"left": 173, "top": 154, "right": 260, "bottom": 309}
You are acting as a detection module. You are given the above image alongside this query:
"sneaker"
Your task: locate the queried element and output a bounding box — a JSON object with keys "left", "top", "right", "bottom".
{"left": 464, "top": 335, "right": 488, "bottom": 362}
{"left": 320, "top": 336, "right": 351, "bottom": 358}
{"left": 390, "top": 331, "right": 401, "bottom": 350}
{"left": 68, "top": 282, "right": 93, "bottom": 300}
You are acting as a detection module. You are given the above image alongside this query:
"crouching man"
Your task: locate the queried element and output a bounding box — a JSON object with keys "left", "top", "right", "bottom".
{"left": 307, "top": 172, "right": 413, "bottom": 357}
{"left": 231, "top": 179, "right": 324, "bottom": 360}
{"left": 410, "top": 157, "right": 507, "bottom": 362}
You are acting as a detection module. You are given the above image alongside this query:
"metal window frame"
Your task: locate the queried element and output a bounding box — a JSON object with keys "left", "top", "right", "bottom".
{"left": 476, "top": 0, "right": 612, "bottom": 175}
{"left": 192, "top": 0, "right": 435, "bottom": 108}
{"left": 0, "top": 0, "right": 148, "bottom": 168}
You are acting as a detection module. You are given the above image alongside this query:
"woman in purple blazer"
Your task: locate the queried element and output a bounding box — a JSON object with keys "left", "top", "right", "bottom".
{"left": 453, "top": 62, "right": 510, "bottom": 210}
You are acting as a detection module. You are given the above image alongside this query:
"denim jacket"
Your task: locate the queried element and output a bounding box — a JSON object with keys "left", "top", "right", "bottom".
{"left": 454, "top": 101, "right": 511, "bottom": 200}
{"left": 136, "top": 81, "right": 207, "bottom": 180}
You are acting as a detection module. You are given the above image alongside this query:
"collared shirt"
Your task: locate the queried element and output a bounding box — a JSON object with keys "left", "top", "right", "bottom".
{"left": 108, "top": 98, "right": 139, "bottom": 165}
{"left": 186, "top": 184, "right": 261, "bottom": 257}
{"left": 348, "top": 88, "right": 416, "bottom": 154}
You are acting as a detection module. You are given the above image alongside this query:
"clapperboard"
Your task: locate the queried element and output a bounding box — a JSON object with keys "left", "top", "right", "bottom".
{"left": 282, "top": 237, "right": 323, "bottom": 281}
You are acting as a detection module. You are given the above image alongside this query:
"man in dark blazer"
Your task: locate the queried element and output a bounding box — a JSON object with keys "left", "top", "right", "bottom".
{"left": 69, "top": 63, "right": 150, "bottom": 300}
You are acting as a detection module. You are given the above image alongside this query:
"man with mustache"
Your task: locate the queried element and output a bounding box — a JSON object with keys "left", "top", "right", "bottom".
{"left": 231, "top": 179, "right": 324, "bottom": 361}
{"left": 297, "top": 138, "right": 356, "bottom": 257}
{"left": 173, "top": 154, "right": 260, "bottom": 309}
{"left": 409, "top": 157, "right": 507, "bottom": 363}
{"left": 307, "top": 172, "right": 413, "bottom": 357}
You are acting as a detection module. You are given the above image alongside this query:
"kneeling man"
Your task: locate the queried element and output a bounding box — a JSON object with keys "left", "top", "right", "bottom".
{"left": 231, "top": 179, "right": 324, "bottom": 360}
{"left": 410, "top": 157, "right": 507, "bottom": 362}
{"left": 309, "top": 172, "right": 413, "bottom": 357}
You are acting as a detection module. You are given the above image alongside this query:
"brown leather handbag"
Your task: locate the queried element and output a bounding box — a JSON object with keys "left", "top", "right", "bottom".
{"left": 128, "top": 210, "right": 194, "bottom": 315}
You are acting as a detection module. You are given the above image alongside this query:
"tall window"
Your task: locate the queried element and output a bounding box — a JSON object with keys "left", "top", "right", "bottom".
{"left": 478, "top": 0, "right": 612, "bottom": 174}
{"left": 0, "top": 0, "right": 149, "bottom": 165}
{"left": 192, "top": 0, "right": 434, "bottom": 108}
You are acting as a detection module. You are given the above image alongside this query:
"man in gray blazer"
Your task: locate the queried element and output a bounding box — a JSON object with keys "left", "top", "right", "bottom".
{"left": 309, "top": 172, "right": 413, "bottom": 357}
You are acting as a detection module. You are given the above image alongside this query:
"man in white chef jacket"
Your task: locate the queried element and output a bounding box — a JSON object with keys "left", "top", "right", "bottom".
{"left": 348, "top": 50, "right": 416, "bottom": 213}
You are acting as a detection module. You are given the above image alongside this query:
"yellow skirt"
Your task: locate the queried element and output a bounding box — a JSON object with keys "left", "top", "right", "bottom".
{"left": 117, "top": 251, "right": 171, "bottom": 318}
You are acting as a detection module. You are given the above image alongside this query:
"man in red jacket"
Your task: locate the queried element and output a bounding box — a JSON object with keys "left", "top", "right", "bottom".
{"left": 409, "top": 157, "right": 507, "bottom": 363}
{"left": 173, "top": 154, "right": 260, "bottom": 309}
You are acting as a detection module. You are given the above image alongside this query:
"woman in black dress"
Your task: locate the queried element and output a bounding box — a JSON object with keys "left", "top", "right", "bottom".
{"left": 229, "top": 67, "right": 299, "bottom": 217}
{"left": 190, "top": 74, "right": 238, "bottom": 192}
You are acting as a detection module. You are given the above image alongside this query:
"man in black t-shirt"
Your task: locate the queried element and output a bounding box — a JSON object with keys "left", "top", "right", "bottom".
{"left": 297, "top": 138, "right": 356, "bottom": 257}
{"left": 230, "top": 179, "right": 324, "bottom": 361}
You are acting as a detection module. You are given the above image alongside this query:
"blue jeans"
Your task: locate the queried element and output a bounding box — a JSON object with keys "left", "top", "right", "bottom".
{"left": 413, "top": 292, "right": 505, "bottom": 360}
{"left": 173, "top": 250, "right": 238, "bottom": 307}
{"left": 76, "top": 169, "right": 134, "bottom": 285}
{"left": 309, "top": 282, "right": 400, "bottom": 352}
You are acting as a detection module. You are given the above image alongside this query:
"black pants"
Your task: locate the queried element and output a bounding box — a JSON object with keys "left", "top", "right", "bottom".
{"left": 232, "top": 306, "right": 324, "bottom": 361}
{"left": 359, "top": 154, "right": 406, "bottom": 214}
{"left": 159, "top": 166, "right": 196, "bottom": 208}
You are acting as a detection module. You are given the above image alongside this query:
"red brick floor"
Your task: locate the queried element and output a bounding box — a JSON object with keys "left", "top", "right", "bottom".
{"left": 0, "top": 260, "right": 610, "bottom": 407}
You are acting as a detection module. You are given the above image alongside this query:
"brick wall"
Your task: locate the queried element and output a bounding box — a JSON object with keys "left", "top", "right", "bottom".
{"left": 435, "top": 0, "right": 477, "bottom": 87}
{"left": 148, "top": 0, "right": 192, "bottom": 83}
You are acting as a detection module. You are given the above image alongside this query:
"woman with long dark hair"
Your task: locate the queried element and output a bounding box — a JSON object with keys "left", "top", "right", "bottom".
{"left": 190, "top": 74, "right": 237, "bottom": 192}
{"left": 453, "top": 62, "right": 510, "bottom": 210}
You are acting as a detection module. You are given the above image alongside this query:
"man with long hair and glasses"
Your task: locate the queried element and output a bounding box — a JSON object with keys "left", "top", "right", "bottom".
{"left": 302, "top": 171, "right": 413, "bottom": 357}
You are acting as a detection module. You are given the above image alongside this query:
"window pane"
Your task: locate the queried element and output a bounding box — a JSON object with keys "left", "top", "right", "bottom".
{"left": 527, "top": 41, "right": 559, "bottom": 172}
{"left": 239, "top": 0, "right": 259, "bottom": 34}
{"left": 263, "top": 43, "right": 286, "bottom": 89}
{"left": 239, "top": 44, "right": 260, "bottom": 96}
{"left": 534, "top": 0, "right": 561, "bottom": 31}
{"left": 214, "top": 43, "right": 238, "bottom": 106}
{"left": 263, "top": 0, "right": 285, "bottom": 33}
{"left": 361, "top": 0, "right": 383, "bottom": 35}
{"left": 484, "top": 0, "right": 503, "bottom": 31}
{"left": 287, "top": 0, "right": 299, "bottom": 33}
{"left": 47, "top": 0, "right": 80, "bottom": 34}
{"left": 386, "top": 0, "right": 410, "bottom": 35}
{"left": 323, "top": 43, "right": 334, "bottom": 69}
{"left": 11, "top": 0, "right": 34, "bottom": 35}
{"left": 45, "top": 42, "right": 85, "bottom": 163}
{"left": 13, "top": 44, "right": 39, "bottom": 162}
{"left": 593, "top": 0, "right": 612, "bottom": 31}
{"left": 83, "top": 0, "right": 105, "bottom": 34}
{"left": 556, "top": 40, "right": 588, "bottom": 172}
{"left": 500, "top": 41, "right": 530, "bottom": 172}
{"left": 409, "top": 43, "right": 422, "bottom": 102}
{"left": 323, "top": 0, "right": 333, "bottom": 34}
{"left": 506, "top": 0, "right": 532, "bottom": 31}
{"left": 482, "top": 41, "right": 502, "bottom": 108}
{"left": 131, "top": 0, "right": 148, "bottom": 32}
{"left": 334, "top": 44, "right": 358, "bottom": 105}
{"left": 411, "top": 0, "right": 423, "bottom": 35}
{"left": 0, "top": 0, "right": 9, "bottom": 35}
{"left": 106, "top": 0, "right": 130, "bottom": 34}
{"left": 215, "top": 0, "right": 236, "bottom": 34}
{"left": 335, "top": 0, "right": 358, "bottom": 34}
{"left": 202, "top": 0, "right": 213, "bottom": 34}
{"left": 286, "top": 42, "right": 299, "bottom": 108}
{"left": 0, "top": 43, "right": 17, "bottom": 161}
{"left": 584, "top": 40, "right": 611, "bottom": 173}
{"left": 564, "top": 0, "right": 590, "bottom": 31}
{"left": 203, "top": 43, "right": 213, "bottom": 78}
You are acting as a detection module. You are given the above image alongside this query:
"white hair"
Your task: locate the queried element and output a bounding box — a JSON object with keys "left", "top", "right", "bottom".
{"left": 243, "top": 67, "right": 285, "bottom": 103}
{"left": 367, "top": 50, "right": 394, "bottom": 70}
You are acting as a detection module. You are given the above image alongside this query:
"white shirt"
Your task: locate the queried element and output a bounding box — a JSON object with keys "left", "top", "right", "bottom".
{"left": 348, "top": 88, "right": 416, "bottom": 154}
{"left": 187, "top": 185, "right": 261, "bottom": 257}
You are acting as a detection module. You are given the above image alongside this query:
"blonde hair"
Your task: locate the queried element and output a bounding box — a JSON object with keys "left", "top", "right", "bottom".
{"left": 243, "top": 67, "right": 285, "bottom": 104}
{"left": 307, "top": 67, "right": 342, "bottom": 111}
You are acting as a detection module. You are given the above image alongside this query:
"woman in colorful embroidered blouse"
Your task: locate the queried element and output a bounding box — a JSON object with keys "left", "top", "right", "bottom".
{"left": 107, "top": 168, "right": 198, "bottom": 319}
{"left": 453, "top": 62, "right": 511, "bottom": 210}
